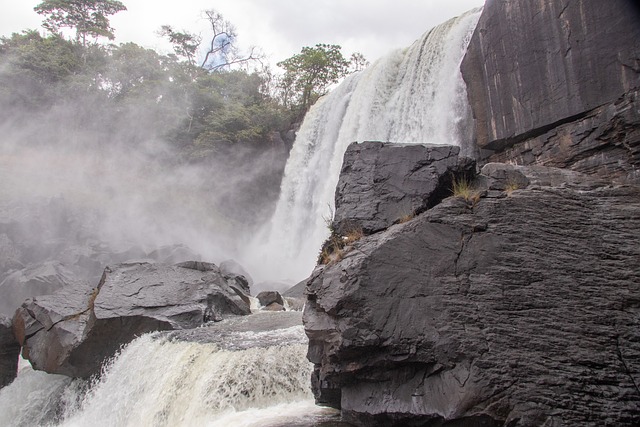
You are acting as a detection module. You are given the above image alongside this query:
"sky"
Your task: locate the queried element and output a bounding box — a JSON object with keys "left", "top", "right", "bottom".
{"left": 0, "top": 0, "right": 484, "bottom": 69}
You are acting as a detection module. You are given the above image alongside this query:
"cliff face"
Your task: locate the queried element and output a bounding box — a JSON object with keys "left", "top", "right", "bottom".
{"left": 304, "top": 158, "right": 640, "bottom": 426}
{"left": 304, "top": 2, "right": 640, "bottom": 424}
{"left": 461, "top": 0, "right": 640, "bottom": 182}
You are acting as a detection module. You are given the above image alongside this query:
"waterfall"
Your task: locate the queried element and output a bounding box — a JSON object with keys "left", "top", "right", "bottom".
{"left": 0, "top": 317, "right": 339, "bottom": 427}
{"left": 247, "top": 8, "right": 482, "bottom": 283}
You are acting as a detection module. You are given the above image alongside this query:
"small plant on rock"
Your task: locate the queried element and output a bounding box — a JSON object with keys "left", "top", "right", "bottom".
{"left": 451, "top": 175, "right": 480, "bottom": 205}
{"left": 318, "top": 223, "right": 364, "bottom": 265}
{"left": 505, "top": 180, "right": 520, "bottom": 196}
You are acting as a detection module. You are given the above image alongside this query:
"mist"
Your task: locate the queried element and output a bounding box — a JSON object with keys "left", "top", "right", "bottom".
{"left": 0, "top": 36, "right": 291, "bottom": 315}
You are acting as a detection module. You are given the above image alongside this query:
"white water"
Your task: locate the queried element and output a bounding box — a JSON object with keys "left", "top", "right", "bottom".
{"left": 0, "top": 324, "right": 329, "bottom": 427}
{"left": 247, "top": 9, "right": 481, "bottom": 283}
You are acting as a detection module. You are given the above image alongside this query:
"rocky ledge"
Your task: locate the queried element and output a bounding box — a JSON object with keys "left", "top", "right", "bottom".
{"left": 304, "top": 151, "right": 640, "bottom": 426}
{"left": 13, "top": 261, "right": 251, "bottom": 378}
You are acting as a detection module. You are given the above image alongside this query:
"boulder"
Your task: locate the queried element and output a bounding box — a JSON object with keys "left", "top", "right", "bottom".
{"left": 461, "top": 0, "right": 640, "bottom": 183}
{"left": 332, "top": 142, "right": 475, "bottom": 235}
{"left": 0, "top": 315, "right": 20, "bottom": 389}
{"left": 256, "top": 291, "right": 284, "bottom": 308}
{"left": 13, "top": 261, "right": 251, "bottom": 378}
{"left": 304, "top": 165, "right": 640, "bottom": 426}
{"left": 219, "top": 259, "right": 254, "bottom": 288}
{"left": 263, "top": 303, "right": 285, "bottom": 312}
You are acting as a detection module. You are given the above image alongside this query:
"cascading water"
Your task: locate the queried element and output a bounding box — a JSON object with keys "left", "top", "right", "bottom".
{"left": 248, "top": 8, "right": 481, "bottom": 283}
{"left": 0, "top": 314, "right": 340, "bottom": 427}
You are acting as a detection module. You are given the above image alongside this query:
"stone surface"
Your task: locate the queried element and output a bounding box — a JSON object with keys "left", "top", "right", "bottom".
{"left": 333, "top": 142, "right": 475, "bottom": 235}
{"left": 13, "top": 261, "right": 251, "bottom": 378}
{"left": 0, "top": 315, "right": 19, "bottom": 389}
{"left": 304, "top": 165, "right": 640, "bottom": 426}
{"left": 257, "top": 291, "right": 285, "bottom": 308}
{"left": 487, "top": 88, "right": 640, "bottom": 183}
{"left": 461, "top": 0, "right": 640, "bottom": 149}
{"left": 219, "top": 259, "right": 254, "bottom": 289}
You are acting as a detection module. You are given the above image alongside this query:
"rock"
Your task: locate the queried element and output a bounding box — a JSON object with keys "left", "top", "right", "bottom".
{"left": 219, "top": 259, "right": 254, "bottom": 288}
{"left": 332, "top": 142, "right": 475, "bottom": 235}
{"left": 0, "top": 262, "right": 81, "bottom": 317}
{"left": 304, "top": 166, "right": 640, "bottom": 426}
{"left": 461, "top": 0, "right": 640, "bottom": 183}
{"left": 283, "top": 279, "right": 308, "bottom": 298}
{"left": 13, "top": 261, "right": 251, "bottom": 378}
{"left": 263, "top": 303, "right": 285, "bottom": 312}
{"left": 256, "top": 291, "right": 284, "bottom": 308}
{"left": 0, "top": 315, "right": 20, "bottom": 389}
{"left": 487, "top": 89, "right": 640, "bottom": 183}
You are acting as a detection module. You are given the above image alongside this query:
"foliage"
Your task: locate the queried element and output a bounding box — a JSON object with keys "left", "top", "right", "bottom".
{"left": 451, "top": 175, "right": 480, "bottom": 205}
{"left": 159, "top": 9, "right": 263, "bottom": 72}
{"left": 34, "top": 0, "right": 127, "bottom": 46}
{"left": 277, "top": 44, "right": 352, "bottom": 115}
{"left": 317, "top": 222, "right": 364, "bottom": 265}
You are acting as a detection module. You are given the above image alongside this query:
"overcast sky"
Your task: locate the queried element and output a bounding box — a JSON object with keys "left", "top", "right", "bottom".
{"left": 0, "top": 0, "right": 484, "bottom": 69}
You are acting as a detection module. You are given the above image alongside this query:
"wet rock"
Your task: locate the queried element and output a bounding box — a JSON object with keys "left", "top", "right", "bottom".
{"left": 332, "top": 142, "right": 475, "bottom": 235}
{"left": 257, "top": 291, "right": 284, "bottom": 308}
{"left": 0, "top": 315, "right": 20, "bottom": 389}
{"left": 13, "top": 261, "right": 251, "bottom": 378}
{"left": 283, "top": 279, "right": 308, "bottom": 298}
{"left": 263, "top": 303, "right": 285, "bottom": 312}
{"left": 219, "top": 259, "right": 254, "bottom": 288}
{"left": 304, "top": 166, "right": 640, "bottom": 426}
{"left": 461, "top": 0, "right": 640, "bottom": 183}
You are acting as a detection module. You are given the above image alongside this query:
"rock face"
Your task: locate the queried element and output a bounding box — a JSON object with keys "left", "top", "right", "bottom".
{"left": 461, "top": 0, "right": 640, "bottom": 183}
{"left": 333, "top": 142, "right": 475, "bottom": 235}
{"left": 0, "top": 315, "right": 20, "bottom": 389}
{"left": 13, "top": 262, "right": 251, "bottom": 378}
{"left": 304, "top": 164, "right": 640, "bottom": 426}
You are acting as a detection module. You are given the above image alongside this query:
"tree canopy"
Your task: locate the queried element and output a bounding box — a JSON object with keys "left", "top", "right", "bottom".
{"left": 277, "top": 44, "right": 367, "bottom": 115}
{"left": 34, "top": 0, "right": 127, "bottom": 45}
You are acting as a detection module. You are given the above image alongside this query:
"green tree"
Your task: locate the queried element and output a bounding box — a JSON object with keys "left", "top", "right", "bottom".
{"left": 34, "top": 0, "right": 127, "bottom": 46}
{"left": 277, "top": 44, "right": 361, "bottom": 114}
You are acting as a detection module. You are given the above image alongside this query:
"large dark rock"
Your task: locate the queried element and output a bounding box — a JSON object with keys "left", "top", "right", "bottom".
{"left": 0, "top": 315, "right": 20, "bottom": 389}
{"left": 257, "top": 291, "right": 285, "bottom": 308}
{"left": 461, "top": 0, "right": 640, "bottom": 182}
{"left": 304, "top": 165, "right": 640, "bottom": 426}
{"left": 333, "top": 142, "right": 475, "bottom": 235}
{"left": 13, "top": 261, "right": 251, "bottom": 378}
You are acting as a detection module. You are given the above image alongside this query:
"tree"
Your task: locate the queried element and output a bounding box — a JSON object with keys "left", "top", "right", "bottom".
{"left": 277, "top": 44, "right": 365, "bottom": 114}
{"left": 34, "top": 0, "right": 127, "bottom": 46}
{"left": 160, "top": 9, "right": 262, "bottom": 73}
{"left": 158, "top": 25, "right": 201, "bottom": 68}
